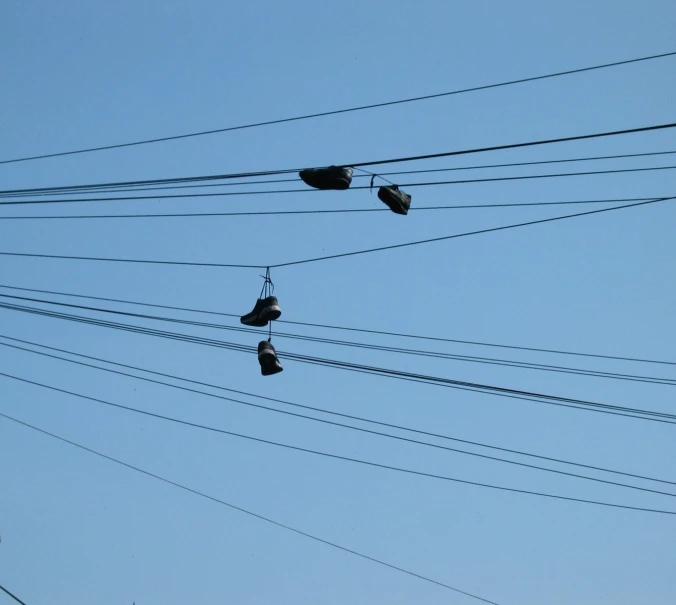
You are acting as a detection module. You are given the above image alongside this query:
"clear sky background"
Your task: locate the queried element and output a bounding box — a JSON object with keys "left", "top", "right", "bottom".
{"left": 1, "top": 1, "right": 675, "bottom": 604}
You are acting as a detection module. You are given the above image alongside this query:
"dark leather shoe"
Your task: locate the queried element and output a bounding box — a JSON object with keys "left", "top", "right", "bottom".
{"left": 258, "top": 341, "right": 283, "bottom": 376}
{"left": 299, "top": 166, "right": 353, "bottom": 190}
{"left": 378, "top": 185, "right": 411, "bottom": 215}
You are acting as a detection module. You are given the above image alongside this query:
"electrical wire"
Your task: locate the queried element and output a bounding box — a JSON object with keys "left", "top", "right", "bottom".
{"left": 0, "top": 197, "right": 664, "bottom": 220}
{"left": 1, "top": 197, "right": 671, "bottom": 270}
{"left": 0, "top": 412, "right": 501, "bottom": 605}
{"left": 271, "top": 197, "right": 674, "bottom": 267}
{"left": 2, "top": 165, "right": 674, "bottom": 206}
{"left": 4, "top": 333, "right": 673, "bottom": 489}
{"left": 0, "top": 585, "right": 29, "bottom": 605}
{"left": 2, "top": 301, "right": 674, "bottom": 424}
{"left": 4, "top": 371, "right": 676, "bottom": 513}
{"left": 3, "top": 292, "right": 674, "bottom": 387}
{"left": 3, "top": 49, "right": 674, "bottom": 165}
{"left": 1, "top": 283, "right": 672, "bottom": 368}
{"left": 349, "top": 123, "right": 676, "bottom": 168}
{"left": 0, "top": 252, "right": 265, "bottom": 269}
{"left": 3, "top": 150, "right": 674, "bottom": 199}
{"left": 3, "top": 344, "right": 675, "bottom": 497}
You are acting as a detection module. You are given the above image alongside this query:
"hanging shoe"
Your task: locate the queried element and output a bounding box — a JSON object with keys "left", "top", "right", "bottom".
{"left": 299, "top": 166, "right": 353, "bottom": 190}
{"left": 258, "top": 340, "right": 283, "bottom": 376}
{"left": 378, "top": 185, "right": 411, "bottom": 215}
{"left": 241, "top": 296, "right": 282, "bottom": 327}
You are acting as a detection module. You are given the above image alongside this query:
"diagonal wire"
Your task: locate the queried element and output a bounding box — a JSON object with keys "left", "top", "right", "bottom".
{"left": 0, "top": 197, "right": 671, "bottom": 271}
{"left": 4, "top": 372, "right": 676, "bottom": 512}
{"left": 0, "top": 585, "right": 29, "bottom": 605}
{"left": 2, "top": 292, "right": 674, "bottom": 387}
{"left": 1, "top": 282, "right": 673, "bottom": 368}
{"left": 271, "top": 197, "right": 674, "bottom": 267}
{"left": 0, "top": 412, "right": 502, "bottom": 604}
{"left": 2, "top": 333, "right": 674, "bottom": 488}
{"left": 3, "top": 49, "right": 674, "bottom": 165}
{"left": 2, "top": 150, "right": 674, "bottom": 199}
{"left": 0, "top": 197, "right": 663, "bottom": 220}
{"left": 2, "top": 165, "right": 674, "bottom": 206}
{"left": 1, "top": 301, "right": 674, "bottom": 424}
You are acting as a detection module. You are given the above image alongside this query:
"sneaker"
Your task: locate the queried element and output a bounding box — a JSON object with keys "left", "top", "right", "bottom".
{"left": 258, "top": 341, "right": 283, "bottom": 376}
{"left": 378, "top": 185, "right": 411, "bottom": 215}
{"left": 240, "top": 296, "right": 282, "bottom": 327}
{"left": 299, "top": 166, "right": 353, "bottom": 190}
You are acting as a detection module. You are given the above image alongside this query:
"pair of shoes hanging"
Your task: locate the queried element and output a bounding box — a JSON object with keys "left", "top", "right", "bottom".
{"left": 240, "top": 269, "right": 283, "bottom": 376}
{"left": 299, "top": 166, "right": 411, "bottom": 214}
{"left": 240, "top": 296, "right": 281, "bottom": 327}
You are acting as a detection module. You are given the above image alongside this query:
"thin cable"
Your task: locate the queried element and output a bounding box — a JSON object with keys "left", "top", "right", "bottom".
{"left": 4, "top": 372, "right": 676, "bottom": 513}
{"left": 0, "top": 585, "right": 29, "bottom": 605}
{"left": 0, "top": 412, "right": 501, "bottom": 604}
{"left": 0, "top": 252, "right": 264, "bottom": 269}
{"left": 2, "top": 282, "right": 672, "bottom": 368}
{"left": 0, "top": 168, "right": 299, "bottom": 196}
{"left": 271, "top": 197, "right": 674, "bottom": 267}
{"left": 2, "top": 302, "right": 673, "bottom": 423}
{"left": 350, "top": 122, "right": 676, "bottom": 168}
{"left": 0, "top": 197, "right": 670, "bottom": 271}
{"left": 4, "top": 354, "right": 676, "bottom": 499}
{"left": 4, "top": 49, "right": 675, "bottom": 165}
{"left": 0, "top": 197, "right": 664, "bottom": 220}
{"left": 2, "top": 165, "right": 674, "bottom": 206}
{"left": 3, "top": 292, "right": 673, "bottom": 387}
{"left": 4, "top": 149, "right": 674, "bottom": 200}
{"left": 3, "top": 333, "right": 673, "bottom": 487}
{"left": 4, "top": 149, "right": 674, "bottom": 199}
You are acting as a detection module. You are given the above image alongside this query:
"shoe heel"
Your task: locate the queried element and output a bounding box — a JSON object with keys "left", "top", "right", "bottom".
{"left": 260, "top": 305, "right": 281, "bottom": 321}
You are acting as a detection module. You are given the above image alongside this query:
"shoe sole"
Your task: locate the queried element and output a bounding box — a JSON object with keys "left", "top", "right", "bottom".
{"left": 301, "top": 179, "right": 351, "bottom": 190}
{"left": 259, "top": 304, "right": 281, "bottom": 322}
{"left": 258, "top": 351, "right": 283, "bottom": 376}
{"left": 261, "top": 364, "right": 283, "bottom": 376}
{"left": 241, "top": 316, "right": 268, "bottom": 327}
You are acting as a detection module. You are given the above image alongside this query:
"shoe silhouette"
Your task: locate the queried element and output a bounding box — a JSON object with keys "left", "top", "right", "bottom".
{"left": 299, "top": 166, "right": 353, "bottom": 190}
{"left": 378, "top": 185, "right": 411, "bottom": 215}
{"left": 258, "top": 340, "right": 283, "bottom": 376}
{"left": 241, "top": 296, "right": 282, "bottom": 327}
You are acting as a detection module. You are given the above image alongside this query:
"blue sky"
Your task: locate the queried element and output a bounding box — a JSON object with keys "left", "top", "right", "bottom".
{"left": 1, "top": 1, "right": 675, "bottom": 604}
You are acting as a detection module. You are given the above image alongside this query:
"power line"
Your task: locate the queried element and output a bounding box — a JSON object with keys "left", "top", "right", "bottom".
{"left": 270, "top": 197, "right": 674, "bottom": 268}
{"left": 3, "top": 49, "right": 674, "bottom": 165}
{"left": 3, "top": 292, "right": 674, "bottom": 387}
{"left": 0, "top": 197, "right": 663, "bottom": 220}
{"left": 350, "top": 123, "right": 676, "bottom": 168}
{"left": 3, "top": 347, "right": 675, "bottom": 497}
{"left": 1, "top": 283, "right": 672, "bottom": 368}
{"left": 1, "top": 197, "right": 671, "bottom": 271}
{"left": 0, "top": 251, "right": 265, "bottom": 269}
{"left": 0, "top": 168, "right": 299, "bottom": 198}
{"left": 4, "top": 333, "right": 673, "bottom": 488}
{"left": 2, "top": 301, "right": 674, "bottom": 424}
{"left": 2, "top": 164, "right": 674, "bottom": 207}
{"left": 3, "top": 150, "right": 674, "bottom": 199}
{"left": 0, "top": 584, "right": 29, "bottom": 605}
{"left": 4, "top": 371, "right": 675, "bottom": 512}
{"left": 0, "top": 412, "right": 501, "bottom": 605}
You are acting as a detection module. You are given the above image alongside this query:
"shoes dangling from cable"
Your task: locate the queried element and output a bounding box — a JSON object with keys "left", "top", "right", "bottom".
{"left": 258, "top": 340, "right": 283, "bottom": 376}
{"left": 240, "top": 267, "right": 282, "bottom": 327}
{"left": 378, "top": 185, "right": 411, "bottom": 215}
{"left": 299, "top": 166, "right": 353, "bottom": 190}
{"left": 241, "top": 269, "right": 284, "bottom": 376}
{"left": 240, "top": 296, "right": 281, "bottom": 327}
